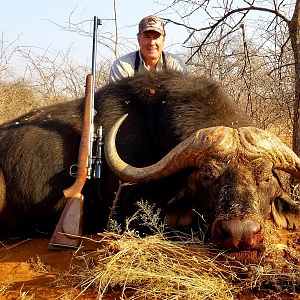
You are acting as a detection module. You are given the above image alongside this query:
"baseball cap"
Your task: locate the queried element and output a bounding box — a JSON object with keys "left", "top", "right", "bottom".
{"left": 138, "top": 15, "right": 165, "bottom": 35}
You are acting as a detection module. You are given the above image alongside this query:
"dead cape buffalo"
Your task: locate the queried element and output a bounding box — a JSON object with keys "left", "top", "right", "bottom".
{"left": 0, "top": 70, "right": 300, "bottom": 251}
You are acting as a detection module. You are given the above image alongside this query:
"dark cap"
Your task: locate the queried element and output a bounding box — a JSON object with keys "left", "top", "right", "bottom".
{"left": 138, "top": 15, "right": 165, "bottom": 35}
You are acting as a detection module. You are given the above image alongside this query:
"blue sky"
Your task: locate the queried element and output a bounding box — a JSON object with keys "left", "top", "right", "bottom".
{"left": 0, "top": 0, "right": 189, "bottom": 74}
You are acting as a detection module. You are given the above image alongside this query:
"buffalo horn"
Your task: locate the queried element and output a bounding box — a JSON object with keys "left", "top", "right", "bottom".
{"left": 238, "top": 127, "right": 300, "bottom": 179}
{"left": 104, "top": 114, "right": 238, "bottom": 183}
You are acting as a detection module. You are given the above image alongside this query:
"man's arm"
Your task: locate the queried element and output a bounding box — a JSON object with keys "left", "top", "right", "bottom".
{"left": 109, "top": 53, "right": 136, "bottom": 83}
{"left": 109, "top": 59, "right": 129, "bottom": 83}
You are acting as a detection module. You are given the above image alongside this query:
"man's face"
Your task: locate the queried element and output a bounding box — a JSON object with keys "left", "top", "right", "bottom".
{"left": 138, "top": 30, "right": 165, "bottom": 62}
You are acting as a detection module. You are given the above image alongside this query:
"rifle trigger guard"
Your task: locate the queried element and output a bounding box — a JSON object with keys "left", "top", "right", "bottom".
{"left": 69, "top": 164, "right": 78, "bottom": 177}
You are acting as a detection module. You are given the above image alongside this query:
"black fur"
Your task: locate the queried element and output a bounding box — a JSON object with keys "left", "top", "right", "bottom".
{"left": 0, "top": 71, "right": 257, "bottom": 237}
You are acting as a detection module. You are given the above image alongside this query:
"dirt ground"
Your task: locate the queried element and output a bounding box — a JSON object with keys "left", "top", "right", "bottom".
{"left": 0, "top": 237, "right": 96, "bottom": 299}
{"left": 1, "top": 231, "right": 300, "bottom": 300}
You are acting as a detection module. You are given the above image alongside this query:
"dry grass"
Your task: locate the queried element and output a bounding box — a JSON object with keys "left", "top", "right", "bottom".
{"left": 0, "top": 283, "right": 11, "bottom": 296}
{"left": 23, "top": 201, "right": 300, "bottom": 299}
{"left": 0, "top": 81, "right": 39, "bottom": 123}
{"left": 51, "top": 232, "right": 233, "bottom": 300}
{"left": 90, "top": 234, "right": 234, "bottom": 299}
{"left": 28, "top": 220, "right": 299, "bottom": 300}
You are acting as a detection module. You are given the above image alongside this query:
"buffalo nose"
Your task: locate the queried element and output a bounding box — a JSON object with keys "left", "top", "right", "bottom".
{"left": 212, "top": 218, "right": 264, "bottom": 250}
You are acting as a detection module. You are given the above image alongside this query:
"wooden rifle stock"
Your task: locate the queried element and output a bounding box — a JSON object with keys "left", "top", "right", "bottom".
{"left": 49, "top": 74, "right": 93, "bottom": 249}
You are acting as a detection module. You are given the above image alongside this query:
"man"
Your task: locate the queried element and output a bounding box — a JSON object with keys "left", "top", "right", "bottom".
{"left": 109, "top": 15, "right": 186, "bottom": 82}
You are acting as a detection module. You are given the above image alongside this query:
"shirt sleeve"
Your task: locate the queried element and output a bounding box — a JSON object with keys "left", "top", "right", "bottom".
{"left": 165, "top": 53, "right": 187, "bottom": 73}
{"left": 109, "top": 59, "right": 130, "bottom": 83}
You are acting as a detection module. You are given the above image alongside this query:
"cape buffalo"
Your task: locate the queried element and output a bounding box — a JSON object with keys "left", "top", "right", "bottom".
{"left": 0, "top": 71, "right": 300, "bottom": 251}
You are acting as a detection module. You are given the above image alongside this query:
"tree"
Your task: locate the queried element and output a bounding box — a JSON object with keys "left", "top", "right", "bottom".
{"left": 289, "top": 0, "right": 300, "bottom": 154}
{"left": 160, "top": 0, "right": 300, "bottom": 152}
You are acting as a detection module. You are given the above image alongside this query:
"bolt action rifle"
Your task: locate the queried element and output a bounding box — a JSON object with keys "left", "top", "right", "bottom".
{"left": 49, "top": 16, "right": 103, "bottom": 249}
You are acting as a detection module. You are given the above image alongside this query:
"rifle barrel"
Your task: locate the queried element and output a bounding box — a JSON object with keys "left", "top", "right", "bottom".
{"left": 88, "top": 16, "right": 102, "bottom": 179}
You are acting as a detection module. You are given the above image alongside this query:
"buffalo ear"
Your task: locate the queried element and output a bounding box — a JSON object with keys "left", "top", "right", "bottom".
{"left": 271, "top": 193, "right": 300, "bottom": 230}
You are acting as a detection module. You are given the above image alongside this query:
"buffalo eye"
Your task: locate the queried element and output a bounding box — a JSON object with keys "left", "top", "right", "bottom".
{"left": 258, "top": 175, "right": 272, "bottom": 186}
{"left": 202, "top": 175, "right": 212, "bottom": 182}
{"left": 256, "top": 169, "right": 273, "bottom": 186}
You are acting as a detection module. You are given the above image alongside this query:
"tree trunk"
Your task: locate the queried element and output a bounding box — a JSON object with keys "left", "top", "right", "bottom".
{"left": 291, "top": 0, "right": 300, "bottom": 155}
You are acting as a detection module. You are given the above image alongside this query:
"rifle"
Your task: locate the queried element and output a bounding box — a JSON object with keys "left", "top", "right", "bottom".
{"left": 49, "top": 16, "right": 102, "bottom": 250}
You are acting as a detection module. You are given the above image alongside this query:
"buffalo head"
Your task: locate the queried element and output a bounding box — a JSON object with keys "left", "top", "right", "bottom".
{"left": 105, "top": 114, "right": 300, "bottom": 251}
